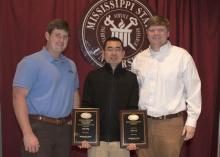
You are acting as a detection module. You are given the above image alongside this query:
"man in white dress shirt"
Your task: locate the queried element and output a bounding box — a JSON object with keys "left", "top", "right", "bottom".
{"left": 131, "top": 16, "right": 201, "bottom": 157}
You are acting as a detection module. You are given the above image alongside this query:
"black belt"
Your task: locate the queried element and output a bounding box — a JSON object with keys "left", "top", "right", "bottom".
{"left": 147, "top": 111, "right": 183, "bottom": 120}
{"left": 29, "top": 114, "right": 72, "bottom": 125}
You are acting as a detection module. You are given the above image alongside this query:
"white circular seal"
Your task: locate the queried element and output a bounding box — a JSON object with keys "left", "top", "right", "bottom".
{"left": 128, "top": 114, "right": 139, "bottom": 121}
{"left": 79, "top": 0, "right": 153, "bottom": 69}
{"left": 80, "top": 112, "right": 92, "bottom": 119}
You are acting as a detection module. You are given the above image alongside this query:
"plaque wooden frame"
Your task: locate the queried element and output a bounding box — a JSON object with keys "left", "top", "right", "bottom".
{"left": 120, "top": 110, "right": 147, "bottom": 148}
{"left": 72, "top": 108, "right": 100, "bottom": 146}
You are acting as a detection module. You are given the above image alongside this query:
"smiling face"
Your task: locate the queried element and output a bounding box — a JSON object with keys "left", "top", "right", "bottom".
{"left": 103, "top": 40, "right": 125, "bottom": 70}
{"left": 145, "top": 16, "right": 170, "bottom": 51}
{"left": 45, "top": 28, "right": 69, "bottom": 58}
{"left": 146, "top": 25, "right": 170, "bottom": 51}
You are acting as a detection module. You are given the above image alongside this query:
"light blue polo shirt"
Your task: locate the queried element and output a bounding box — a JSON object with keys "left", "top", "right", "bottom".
{"left": 13, "top": 48, "right": 79, "bottom": 118}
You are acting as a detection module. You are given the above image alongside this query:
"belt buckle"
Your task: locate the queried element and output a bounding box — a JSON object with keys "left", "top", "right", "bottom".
{"left": 39, "top": 116, "right": 43, "bottom": 120}
{"left": 160, "top": 115, "right": 166, "bottom": 120}
{"left": 56, "top": 119, "right": 60, "bottom": 125}
{"left": 57, "top": 119, "right": 64, "bottom": 125}
{"left": 158, "top": 116, "right": 163, "bottom": 120}
{"left": 57, "top": 118, "right": 66, "bottom": 125}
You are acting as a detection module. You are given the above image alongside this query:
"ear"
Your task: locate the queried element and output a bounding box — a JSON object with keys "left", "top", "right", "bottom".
{"left": 45, "top": 32, "right": 50, "bottom": 41}
{"left": 122, "top": 50, "right": 125, "bottom": 58}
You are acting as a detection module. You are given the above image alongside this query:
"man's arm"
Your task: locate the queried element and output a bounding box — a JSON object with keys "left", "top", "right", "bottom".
{"left": 182, "top": 56, "right": 202, "bottom": 141}
{"left": 13, "top": 86, "right": 39, "bottom": 153}
{"left": 74, "top": 88, "right": 92, "bottom": 149}
{"left": 73, "top": 89, "right": 80, "bottom": 109}
{"left": 128, "top": 75, "right": 139, "bottom": 109}
{"left": 127, "top": 76, "right": 139, "bottom": 150}
{"left": 78, "top": 74, "right": 93, "bottom": 149}
{"left": 81, "top": 74, "right": 94, "bottom": 108}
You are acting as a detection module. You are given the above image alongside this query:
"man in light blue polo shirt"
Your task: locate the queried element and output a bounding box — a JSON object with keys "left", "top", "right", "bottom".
{"left": 13, "top": 19, "right": 80, "bottom": 157}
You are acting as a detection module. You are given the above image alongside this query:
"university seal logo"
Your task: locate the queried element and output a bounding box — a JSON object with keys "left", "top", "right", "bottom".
{"left": 79, "top": 0, "right": 153, "bottom": 69}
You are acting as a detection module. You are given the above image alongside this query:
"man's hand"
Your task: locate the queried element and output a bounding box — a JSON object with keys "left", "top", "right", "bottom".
{"left": 13, "top": 87, "right": 40, "bottom": 153}
{"left": 182, "top": 125, "right": 196, "bottom": 141}
{"left": 78, "top": 141, "right": 92, "bottom": 149}
{"left": 127, "top": 143, "right": 137, "bottom": 151}
{"left": 23, "top": 133, "right": 40, "bottom": 153}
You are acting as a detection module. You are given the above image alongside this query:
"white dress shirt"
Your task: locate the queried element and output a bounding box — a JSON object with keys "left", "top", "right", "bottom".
{"left": 131, "top": 41, "right": 201, "bottom": 127}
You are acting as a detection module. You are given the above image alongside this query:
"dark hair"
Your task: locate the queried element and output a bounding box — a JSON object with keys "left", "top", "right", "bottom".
{"left": 146, "top": 16, "right": 170, "bottom": 30}
{"left": 103, "top": 37, "right": 124, "bottom": 50}
{"left": 47, "top": 19, "right": 70, "bottom": 34}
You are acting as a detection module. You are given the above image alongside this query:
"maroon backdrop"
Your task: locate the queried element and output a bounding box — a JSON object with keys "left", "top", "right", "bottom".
{"left": 0, "top": 0, "right": 219, "bottom": 157}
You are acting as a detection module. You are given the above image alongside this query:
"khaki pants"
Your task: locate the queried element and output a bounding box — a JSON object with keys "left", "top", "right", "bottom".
{"left": 137, "top": 116, "right": 184, "bottom": 157}
{"left": 88, "top": 141, "right": 130, "bottom": 157}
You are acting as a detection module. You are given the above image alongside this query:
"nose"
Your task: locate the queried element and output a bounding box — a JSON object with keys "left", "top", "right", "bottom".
{"left": 59, "top": 36, "right": 65, "bottom": 42}
{"left": 57, "top": 34, "right": 68, "bottom": 42}
{"left": 111, "top": 50, "right": 117, "bottom": 55}
{"left": 153, "top": 30, "right": 160, "bottom": 35}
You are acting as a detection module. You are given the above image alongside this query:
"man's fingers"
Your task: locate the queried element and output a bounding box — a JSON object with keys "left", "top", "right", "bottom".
{"left": 79, "top": 141, "right": 91, "bottom": 149}
{"left": 127, "top": 143, "right": 137, "bottom": 150}
{"left": 25, "top": 143, "right": 40, "bottom": 153}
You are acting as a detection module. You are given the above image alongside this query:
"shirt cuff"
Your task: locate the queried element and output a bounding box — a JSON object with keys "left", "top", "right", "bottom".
{"left": 185, "top": 117, "right": 197, "bottom": 128}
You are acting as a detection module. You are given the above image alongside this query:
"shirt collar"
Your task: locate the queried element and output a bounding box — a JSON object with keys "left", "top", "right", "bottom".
{"left": 148, "top": 41, "right": 171, "bottom": 57}
{"left": 104, "top": 63, "right": 124, "bottom": 75}
{"left": 42, "top": 47, "right": 65, "bottom": 63}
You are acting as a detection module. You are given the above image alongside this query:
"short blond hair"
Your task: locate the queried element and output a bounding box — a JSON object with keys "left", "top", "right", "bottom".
{"left": 147, "top": 16, "right": 170, "bottom": 30}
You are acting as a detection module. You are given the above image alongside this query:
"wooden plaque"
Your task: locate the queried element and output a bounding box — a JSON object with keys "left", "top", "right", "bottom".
{"left": 72, "top": 108, "right": 100, "bottom": 146}
{"left": 120, "top": 110, "right": 147, "bottom": 148}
